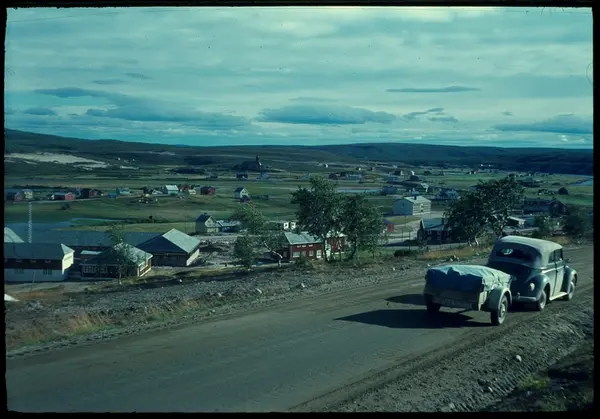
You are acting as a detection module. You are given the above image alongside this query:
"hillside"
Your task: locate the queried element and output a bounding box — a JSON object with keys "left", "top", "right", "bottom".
{"left": 4, "top": 129, "right": 594, "bottom": 175}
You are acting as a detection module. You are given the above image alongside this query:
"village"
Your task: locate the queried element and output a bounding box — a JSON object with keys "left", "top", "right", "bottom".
{"left": 3, "top": 160, "right": 581, "bottom": 284}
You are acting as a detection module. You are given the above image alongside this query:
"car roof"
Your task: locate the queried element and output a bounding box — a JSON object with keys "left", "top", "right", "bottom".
{"left": 496, "top": 236, "right": 563, "bottom": 255}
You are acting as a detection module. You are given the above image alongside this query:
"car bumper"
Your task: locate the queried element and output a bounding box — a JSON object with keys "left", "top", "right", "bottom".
{"left": 512, "top": 292, "right": 540, "bottom": 303}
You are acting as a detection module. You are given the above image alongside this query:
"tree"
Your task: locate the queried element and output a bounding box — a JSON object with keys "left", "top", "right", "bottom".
{"left": 562, "top": 205, "right": 592, "bottom": 238}
{"left": 233, "top": 234, "right": 260, "bottom": 269}
{"left": 230, "top": 203, "right": 286, "bottom": 269}
{"left": 340, "top": 195, "right": 385, "bottom": 261}
{"left": 445, "top": 176, "right": 524, "bottom": 246}
{"left": 533, "top": 215, "right": 553, "bottom": 238}
{"left": 444, "top": 193, "right": 488, "bottom": 247}
{"left": 291, "top": 176, "right": 344, "bottom": 262}
{"left": 106, "top": 224, "right": 142, "bottom": 282}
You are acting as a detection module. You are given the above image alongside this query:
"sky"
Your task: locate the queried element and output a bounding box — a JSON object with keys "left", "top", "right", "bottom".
{"left": 4, "top": 6, "right": 594, "bottom": 149}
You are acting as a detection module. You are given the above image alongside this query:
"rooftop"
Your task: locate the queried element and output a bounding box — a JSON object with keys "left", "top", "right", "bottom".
{"left": 283, "top": 231, "right": 322, "bottom": 245}
{"left": 4, "top": 242, "right": 74, "bottom": 260}
{"left": 81, "top": 243, "right": 152, "bottom": 265}
{"left": 137, "top": 229, "right": 201, "bottom": 254}
{"left": 4, "top": 227, "right": 24, "bottom": 243}
{"left": 29, "top": 230, "right": 160, "bottom": 248}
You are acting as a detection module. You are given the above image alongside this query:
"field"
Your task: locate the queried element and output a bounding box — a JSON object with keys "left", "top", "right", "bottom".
{"left": 5, "top": 168, "right": 593, "bottom": 229}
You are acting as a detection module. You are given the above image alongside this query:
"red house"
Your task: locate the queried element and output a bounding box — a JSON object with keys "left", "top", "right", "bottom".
{"left": 383, "top": 219, "right": 395, "bottom": 233}
{"left": 200, "top": 186, "right": 216, "bottom": 195}
{"left": 80, "top": 188, "right": 100, "bottom": 199}
{"left": 53, "top": 192, "right": 75, "bottom": 201}
{"left": 276, "top": 231, "right": 346, "bottom": 261}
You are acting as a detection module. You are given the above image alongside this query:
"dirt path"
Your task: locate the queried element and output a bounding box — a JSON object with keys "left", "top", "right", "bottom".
{"left": 6, "top": 247, "right": 593, "bottom": 412}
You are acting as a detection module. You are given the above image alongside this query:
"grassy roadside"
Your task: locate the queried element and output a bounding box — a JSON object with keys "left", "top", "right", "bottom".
{"left": 486, "top": 337, "right": 594, "bottom": 411}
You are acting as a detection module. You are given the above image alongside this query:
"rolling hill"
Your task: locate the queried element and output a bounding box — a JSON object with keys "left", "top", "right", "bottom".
{"left": 4, "top": 129, "right": 594, "bottom": 175}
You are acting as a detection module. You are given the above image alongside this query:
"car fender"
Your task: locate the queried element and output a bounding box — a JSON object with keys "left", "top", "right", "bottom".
{"left": 562, "top": 267, "right": 577, "bottom": 292}
{"left": 529, "top": 274, "right": 551, "bottom": 299}
{"left": 485, "top": 287, "right": 511, "bottom": 311}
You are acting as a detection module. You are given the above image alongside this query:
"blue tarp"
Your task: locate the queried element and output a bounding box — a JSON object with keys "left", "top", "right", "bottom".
{"left": 426, "top": 264, "right": 513, "bottom": 293}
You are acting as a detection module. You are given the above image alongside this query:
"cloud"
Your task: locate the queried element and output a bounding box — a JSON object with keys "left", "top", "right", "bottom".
{"left": 125, "top": 72, "right": 153, "bottom": 80}
{"left": 23, "top": 106, "right": 57, "bottom": 116}
{"left": 387, "top": 86, "right": 481, "bottom": 93}
{"left": 3, "top": 7, "right": 593, "bottom": 148}
{"left": 402, "top": 107, "right": 445, "bottom": 121}
{"left": 256, "top": 105, "right": 397, "bottom": 125}
{"left": 35, "top": 86, "right": 249, "bottom": 129}
{"left": 493, "top": 114, "right": 592, "bottom": 135}
{"left": 289, "top": 97, "right": 338, "bottom": 103}
{"left": 93, "top": 79, "right": 127, "bottom": 85}
{"left": 429, "top": 116, "right": 459, "bottom": 123}
{"left": 502, "top": 111, "right": 513, "bottom": 117}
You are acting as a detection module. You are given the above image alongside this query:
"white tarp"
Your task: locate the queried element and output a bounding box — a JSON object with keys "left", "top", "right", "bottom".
{"left": 426, "top": 264, "right": 513, "bottom": 293}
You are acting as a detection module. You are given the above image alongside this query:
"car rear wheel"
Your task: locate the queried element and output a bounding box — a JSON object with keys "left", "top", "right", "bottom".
{"left": 561, "top": 280, "right": 575, "bottom": 301}
{"left": 535, "top": 289, "right": 547, "bottom": 311}
{"left": 491, "top": 294, "right": 508, "bottom": 326}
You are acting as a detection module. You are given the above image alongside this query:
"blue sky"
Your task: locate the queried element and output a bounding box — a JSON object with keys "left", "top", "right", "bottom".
{"left": 4, "top": 7, "right": 593, "bottom": 148}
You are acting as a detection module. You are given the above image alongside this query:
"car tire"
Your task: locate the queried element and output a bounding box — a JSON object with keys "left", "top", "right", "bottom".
{"left": 491, "top": 294, "right": 508, "bottom": 326}
{"left": 424, "top": 295, "right": 441, "bottom": 313}
{"left": 535, "top": 289, "right": 547, "bottom": 311}
{"left": 426, "top": 301, "right": 441, "bottom": 313}
{"left": 561, "top": 280, "right": 575, "bottom": 301}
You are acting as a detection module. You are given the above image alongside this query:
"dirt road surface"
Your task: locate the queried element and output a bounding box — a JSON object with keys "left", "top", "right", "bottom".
{"left": 6, "top": 247, "right": 594, "bottom": 412}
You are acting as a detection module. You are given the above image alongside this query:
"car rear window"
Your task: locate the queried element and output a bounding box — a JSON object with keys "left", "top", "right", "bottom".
{"left": 495, "top": 247, "right": 534, "bottom": 262}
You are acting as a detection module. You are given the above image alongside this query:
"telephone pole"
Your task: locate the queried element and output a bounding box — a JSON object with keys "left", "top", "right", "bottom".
{"left": 28, "top": 201, "right": 33, "bottom": 243}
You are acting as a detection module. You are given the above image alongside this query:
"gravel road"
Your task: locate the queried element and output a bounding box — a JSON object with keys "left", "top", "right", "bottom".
{"left": 5, "top": 245, "right": 593, "bottom": 412}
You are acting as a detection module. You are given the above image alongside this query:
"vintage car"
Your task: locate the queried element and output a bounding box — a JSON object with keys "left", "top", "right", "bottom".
{"left": 423, "top": 264, "right": 514, "bottom": 326}
{"left": 486, "top": 236, "right": 577, "bottom": 310}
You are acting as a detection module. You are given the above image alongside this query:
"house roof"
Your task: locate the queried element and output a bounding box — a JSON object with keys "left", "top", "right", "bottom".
{"left": 196, "top": 213, "right": 214, "bottom": 223}
{"left": 164, "top": 185, "right": 179, "bottom": 190}
{"left": 507, "top": 216, "right": 526, "bottom": 222}
{"left": 53, "top": 192, "right": 72, "bottom": 196}
{"left": 400, "top": 196, "right": 431, "bottom": 204}
{"left": 421, "top": 218, "right": 448, "bottom": 231}
{"left": 4, "top": 242, "right": 74, "bottom": 260}
{"left": 137, "top": 229, "right": 201, "bottom": 254}
{"left": 217, "top": 220, "right": 241, "bottom": 228}
{"left": 29, "top": 230, "right": 160, "bottom": 248}
{"left": 235, "top": 187, "right": 246, "bottom": 193}
{"left": 4, "top": 227, "right": 24, "bottom": 243}
{"left": 81, "top": 243, "right": 152, "bottom": 265}
{"left": 284, "top": 231, "right": 322, "bottom": 245}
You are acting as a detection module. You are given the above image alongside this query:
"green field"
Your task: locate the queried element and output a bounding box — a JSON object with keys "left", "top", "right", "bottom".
{"left": 5, "top": 169, "right": 593, "bottom": 229}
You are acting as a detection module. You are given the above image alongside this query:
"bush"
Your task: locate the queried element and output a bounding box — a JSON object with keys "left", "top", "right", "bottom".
{"left": 294, "top": 255, "right": 313, "bottom": 269}
{"left": 394, "top": 249, "right": 418, "bottom": 258}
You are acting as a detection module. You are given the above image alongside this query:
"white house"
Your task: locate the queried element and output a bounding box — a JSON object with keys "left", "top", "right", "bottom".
{"left": 4, "top": 243, "right": 75, "bottom": 282}
{"left": 163, "top": 185, "right": 179, "bottom": 195}
{"left": 392, "top": 196, "right": 432, "bottom": 216}
{"left": 234, "top": 187, "right": 250, "bottom": 200}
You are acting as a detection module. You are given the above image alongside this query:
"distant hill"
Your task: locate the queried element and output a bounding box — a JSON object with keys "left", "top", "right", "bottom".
{"left": 4, "top": 129, "right": 594, "bottom": 175}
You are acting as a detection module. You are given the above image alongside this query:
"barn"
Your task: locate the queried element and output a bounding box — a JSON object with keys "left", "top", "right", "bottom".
{"left": 136, "top": 229, "right": 201, "bottom": 267}
{"left": 392, "top": 196, "right": 431, "bottom": 216}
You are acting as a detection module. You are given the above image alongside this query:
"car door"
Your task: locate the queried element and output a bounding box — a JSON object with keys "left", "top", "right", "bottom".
{"left": 553, "top": 249, "right": 566, "bottom": 296}
{"left": 546, "top": 249, "right": 558, "bottom": 296}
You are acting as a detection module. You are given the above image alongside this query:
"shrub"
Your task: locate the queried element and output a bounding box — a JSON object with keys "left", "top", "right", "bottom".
{"left": 294, "top": 255, "right": 313, "bottom": 269}
{"left": 394, "top": 249, "right": 418, "bottom": 258}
